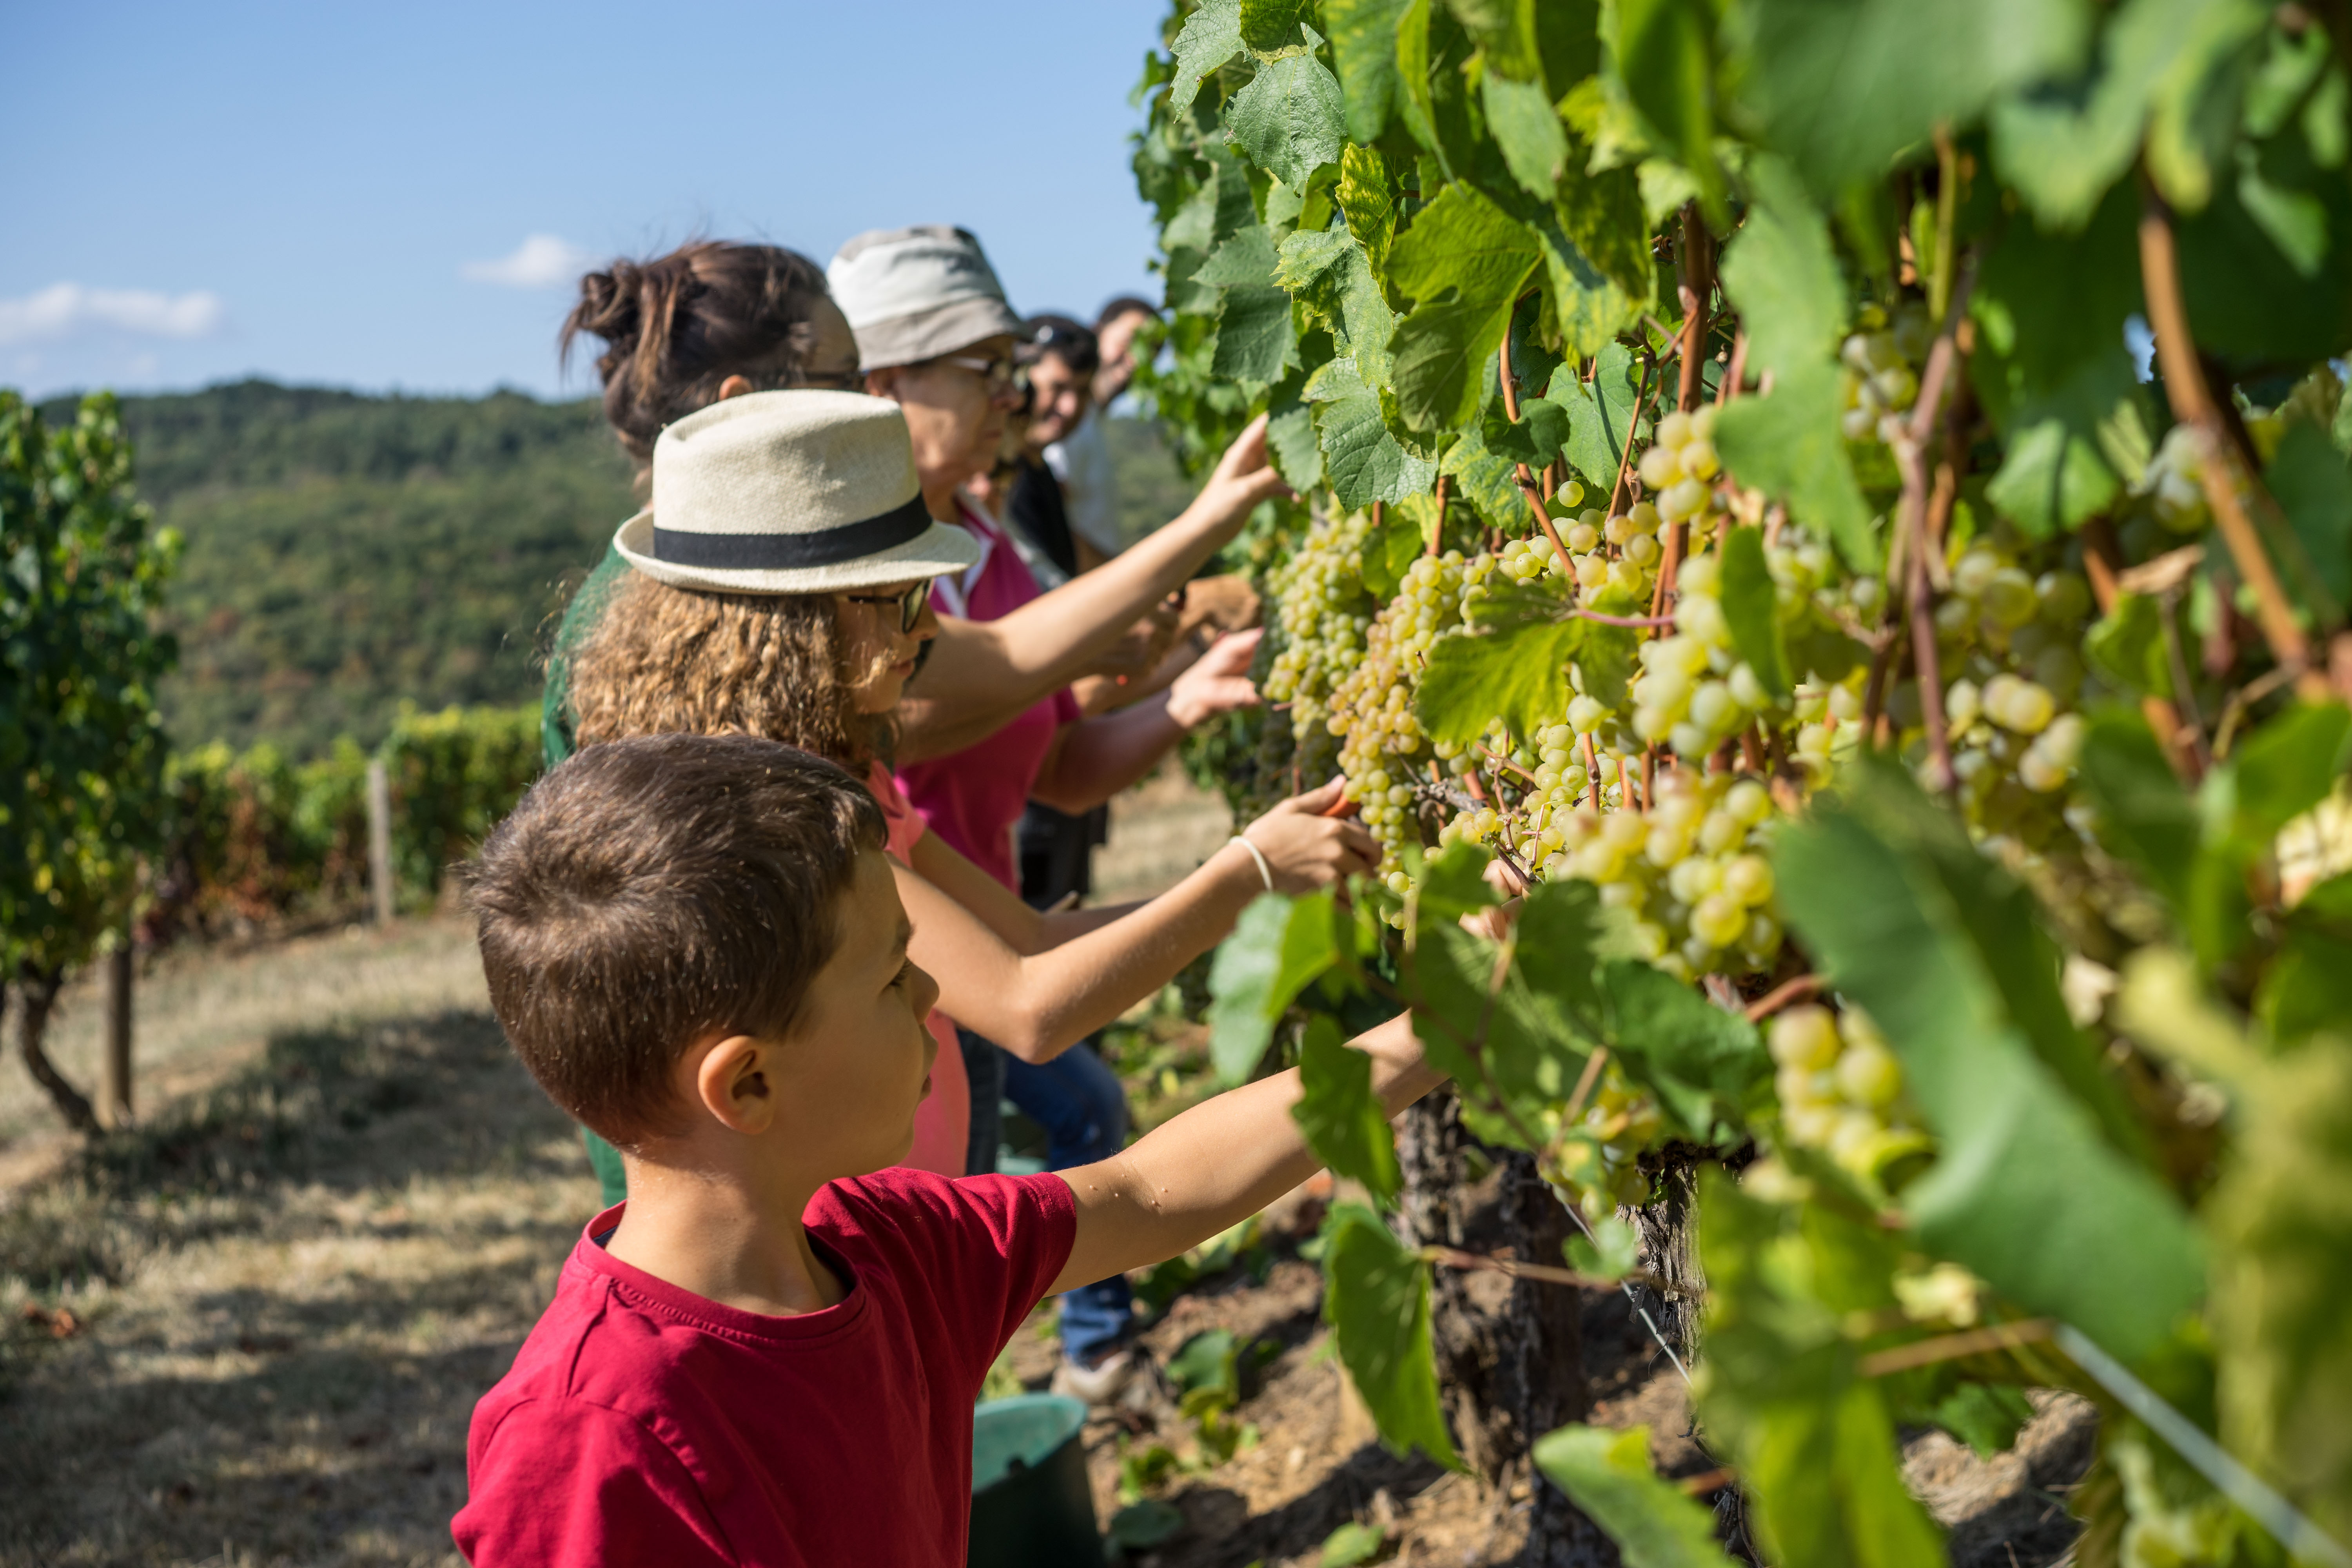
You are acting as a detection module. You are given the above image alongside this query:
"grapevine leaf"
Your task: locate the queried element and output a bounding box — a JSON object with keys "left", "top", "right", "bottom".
{"left": 1335, "top": 145, "right": 1397, "bottom": 272}
{"left": 1238, "top": 0, "right": 1308, "bottom": 52}
{"left": 1314, "top": 359, "right": 1440, "bottom": 508}
{"left": 1989, "top": 0, "right": 2226, "bottom": 231}
{"left": 1598, "top": 959, "right": 1768, "bottom": 1142}
{"left": 2215, "top": 700, "right": 2352, "bottom": 855}
{"left": 1550, "top": 135, "right": 1651, "bottom": 302}
{"left": 1527, "top": 203, "right": 1647, "bottom": 361}
{"left": 2082, "top": 594, "right": 2173, "bottom": 699}
{"left": 1531, "top": 1425, "right": 1741, "bottom": 1568}
{"left": 1711, "top": 364, "right": 1880, "bottom": 572}
{"left": 1323, "top": 0, "right": 1414, "bottom": 142}
{"left": 1293, "top": 1014, "right": 1403, "bottom": 1204}
{"left": 2267, "top": 421, "right": 2352, "bottom": 606}
{"left": 1321, "top": 1521, "right": 1390, "bottom": 1566}
{"left": 1440, "top": 419, "right": 1533, "bottom": 531}
{"left": 1394, "top": 0, "right": 1441, "bottom": 155}
{"left": 2257, "top": 876, "right": 2352, "bottom": 1047}
{"left": 1696, "top": 1170, "right": 1949, "bottom": 1568}
{"left": 1548, "top": 343, "right": 1644, "bottom": 492}
{"left": 1561, "top": 1213, "right": 1639, "bottom": 1279}
{"left": 1928, "top": 1383, "right": 2038, "bottom": 1459}
{"left": 2115, "top": 949, "right": 2352, "bottom": 1537}
{"left": 1407, "top": 920, "right": 1593, "bottom": 1149}
{"left": 1717, "top": 525, "right": 1791, "bottom": 699}
{"left": 1385, "top": 184, "right": 1546, "bottom": 430}
{"left": 1206, "top": 889, "right": 1343, "bottom": 1083}
{"left": 1226, "top": 50, "right": 1348, "bottom": 189}
{"left": 1269, "top": 391, "right": 1327, "bottom": 491}
{"left": 1322, "top": 1203, "right": 1464, "bottom": 1468}
{"left": 1198, "top": 223, "right": 1282, "bottom": 287}
{"left": 1414, "top": 840, "right": 1502, "bottom": 924}
{"left": 1481, "top": 396, "right": 1570, "bottom": 468}
{"left": 2076, "top": 709, "right": 2250, "bottom": 967}
{"left": 2177, "top": 160, "right": 2352, "bottom": 361}
{"left": 1733, "top": 0, "right": 2094, "bottom": 195}
{"left": 1417, "top": 596, "right": 1577, "bottom": 744}
{"left": 1984, "top": 419, "right": 2122, "bottom": 538}
{"left": 1362, "top": 504, "right": 1427, "bottom": 599}
{"left": 1444, "top": 0, "right": 1543, "bottom": 83}
{"left": 1275, "top": 225, "right": 1355, "bottom": 289}
{"left": 1169, "top": 0, "right": 1246, "bottom": 115}
{"left": 1773, "top": 760, "right": 2205, "bottom": 1360}
{"left": 1483, "top": 73, "right": 1569, "bottom": 198}
{"left": 1613, "top": 0, "right": 1722, "bottom": 213}
{"left": 1215, "top": 287, "right": 1303, "bottom": 383}
{"left": 1717, "top": 154, "right": 1846, "bottom": 381}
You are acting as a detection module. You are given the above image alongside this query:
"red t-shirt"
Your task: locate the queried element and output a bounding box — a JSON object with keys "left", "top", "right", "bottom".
{"left": 897, "top": 499, "right": 1082, "bottom": 891}
{"left": 867, "top": 762, "right": 968, "bottom": 1178}
{"left": 452, "top": 1169, "right": 1076, "bottom": 1567}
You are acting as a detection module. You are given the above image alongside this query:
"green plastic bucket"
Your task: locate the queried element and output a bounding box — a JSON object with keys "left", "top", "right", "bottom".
{"left": 969, "top": 1394, "right": 1099, "bottom": 1568}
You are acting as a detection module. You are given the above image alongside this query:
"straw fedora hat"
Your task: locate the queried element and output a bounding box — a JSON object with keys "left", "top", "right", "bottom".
{"left": 612, "top": 390, "right": 980, "bottom": 594}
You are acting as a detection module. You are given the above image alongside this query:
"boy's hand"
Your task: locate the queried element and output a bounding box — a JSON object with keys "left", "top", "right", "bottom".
{"left": 1047, "top": 1015, "right": 1441, "bottom": 1296}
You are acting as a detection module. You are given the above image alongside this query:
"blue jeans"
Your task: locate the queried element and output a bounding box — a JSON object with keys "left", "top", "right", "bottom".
{"left": 1002, "top": 1040, "right": 1136, "bottom": 1366}
{"left": 959, "top": 1028, "right": 1006, "bottom": 1178}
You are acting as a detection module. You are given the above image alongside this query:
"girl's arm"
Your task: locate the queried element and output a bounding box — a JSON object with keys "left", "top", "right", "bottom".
{"left": 895, "top": 418, "right": 1286, "bottom": 762}
{"left": 1047, "top": 1015, "right": 1444, "bottom": 1294}
{"left": 1027, "top": 631, "right": 1261, "bottom": 815}
{"left": 894, "top": 782, "right": 1378, "bottom": 1062}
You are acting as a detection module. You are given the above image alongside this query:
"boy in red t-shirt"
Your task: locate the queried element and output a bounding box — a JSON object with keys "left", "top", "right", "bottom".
{"left": 452, "top": 733, "right": 1443, "bottom": 1566}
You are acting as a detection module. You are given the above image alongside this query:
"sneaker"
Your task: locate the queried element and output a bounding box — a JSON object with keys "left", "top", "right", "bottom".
{"left": 1050, "top": 1347, "right": 1145, "bottom": 1408}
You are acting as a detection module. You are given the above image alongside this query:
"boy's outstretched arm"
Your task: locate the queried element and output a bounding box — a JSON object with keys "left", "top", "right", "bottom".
{"left": 1047, "top": 1014, "right": 1443, "bottom": 1296}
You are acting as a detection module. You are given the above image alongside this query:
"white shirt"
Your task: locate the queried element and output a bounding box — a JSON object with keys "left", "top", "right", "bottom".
{"left": 1043, "top": 410, "right": 1121, "bottom": 559}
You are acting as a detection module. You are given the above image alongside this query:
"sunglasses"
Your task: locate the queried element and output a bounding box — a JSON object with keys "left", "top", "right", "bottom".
{"left": 935, "top": 353, "right": 1019, "bottom": 397}
{"left": 842, "top": 578, "right": 933, "bottom": 634}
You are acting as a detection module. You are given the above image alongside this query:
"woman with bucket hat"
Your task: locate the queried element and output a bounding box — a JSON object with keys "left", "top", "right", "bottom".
{"left": 568, "top": 390, "right": 1376, "bottom": 1182}
{"left": 830, "top": 226, "right": 1275, "bottom": 1399}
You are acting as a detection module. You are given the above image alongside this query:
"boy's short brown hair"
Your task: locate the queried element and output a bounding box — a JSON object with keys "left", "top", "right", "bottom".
{"left": 467, "top": 733, "right": 886, "bottom": 1147}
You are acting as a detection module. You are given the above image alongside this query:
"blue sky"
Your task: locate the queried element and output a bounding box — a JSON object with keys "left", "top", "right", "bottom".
{"left": 7, "top": 0, "right": 1171, "bottom": 401}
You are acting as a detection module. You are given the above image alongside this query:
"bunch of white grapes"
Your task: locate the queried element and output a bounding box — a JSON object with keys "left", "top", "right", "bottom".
{"left": 1838, "top": 303, "right": 1933, "bottom": 445}
{"left": 1330, "top": 550, "right": 1495, "bottom": 883}
{"left": 1260, "top": 508, "right": 1377, "bottom": 734}
{"left": 1553, "top": 1058, "right": 1665, "bottom": 1209}
{"left": 1768, "top": 1002, "right": 1927, "bottom": 1186}
{"left": 1635, "top": 407, "right": 1727, "bottom": 539}
{"left": 1539, "top": 769, "right": 1786, "bottom": 981}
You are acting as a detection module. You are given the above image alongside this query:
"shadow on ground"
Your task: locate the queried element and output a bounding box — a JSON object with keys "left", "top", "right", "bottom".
{"left": 0, "top": 1008, "right": 597, "bottom": 1568}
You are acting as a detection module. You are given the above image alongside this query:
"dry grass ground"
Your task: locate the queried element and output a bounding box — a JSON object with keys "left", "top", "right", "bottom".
{"left": 0, "top": 917, "right": 593, "bottom": 1568}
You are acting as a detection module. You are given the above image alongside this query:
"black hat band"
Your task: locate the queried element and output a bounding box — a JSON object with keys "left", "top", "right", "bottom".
{"left": 652, "top": 492, "right": 933, "bottom": 570}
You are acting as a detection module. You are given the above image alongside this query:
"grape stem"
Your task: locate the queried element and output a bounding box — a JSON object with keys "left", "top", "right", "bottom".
{"left": 1857, "top": 1318, "right": 2053, "bottom": 1378}
{"left": 1743, "top": 971, "right": 1824, "bottom": 1022}
{"left": 1718, "top": 332, "right": 1748, "bottom": 406}
{"left": 2137, "top": 179, "right": 2330, "bottom": 701}
{"left": 1562, "top": 1045, "right": 1610, "bottom": 1123}
{"left": 1604, "top": 352, "right": 1660, "bottom": 518}
{"left": 1572, "top": 606, "right": 1676, "bottom": 629}
{"left": 1498, "top": 311, "right": 1581, "bottom": 577}
{"left": 1676, "top": 203, "right": 1713, "bottom": 414}
{"left": 1892, "top": 256, "right": 1979, "bottom": 795}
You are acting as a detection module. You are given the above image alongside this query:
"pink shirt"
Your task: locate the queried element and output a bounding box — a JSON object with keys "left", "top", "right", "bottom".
{"left": 452, "top": 1171, "right": 1077, "bottom": 1567}
{"left": 897, "top": 499, "right": 1081, "bottom": 891}
{"left": 868, "top": 763, "right": 969, "bottom": 1178}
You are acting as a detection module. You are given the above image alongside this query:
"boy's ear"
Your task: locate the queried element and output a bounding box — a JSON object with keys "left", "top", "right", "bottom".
{"left": 692, "top": 1033, "right": 778, "bottom": 1136}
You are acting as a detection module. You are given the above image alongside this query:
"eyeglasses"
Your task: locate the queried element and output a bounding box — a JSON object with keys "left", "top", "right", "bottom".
{"left": 934, "top": 354, "right": 1019, "bottom": 397}
{"left": 841, "top": 578, "right": 933, "bottom": 634}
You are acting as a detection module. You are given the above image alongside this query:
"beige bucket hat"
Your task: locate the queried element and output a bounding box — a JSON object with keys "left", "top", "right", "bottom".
{"left": 613, "top": 390, "right": 980, "bottom": 594}
{"left": 828, "top": 225, "right": 1028, "bottom": 371}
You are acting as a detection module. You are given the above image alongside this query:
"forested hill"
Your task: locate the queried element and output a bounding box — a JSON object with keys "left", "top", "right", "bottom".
{"left": 35, "top": 380, "right": 1191, "bottom": 756}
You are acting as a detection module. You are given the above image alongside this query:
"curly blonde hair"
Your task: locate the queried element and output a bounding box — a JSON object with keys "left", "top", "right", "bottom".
{"left": 568, "top": 572, "right": 891, "bottom": 770}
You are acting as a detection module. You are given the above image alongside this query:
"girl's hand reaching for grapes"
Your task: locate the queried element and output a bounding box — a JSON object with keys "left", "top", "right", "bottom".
{"left": 1165, "top": 628, "right": 1265, "bottom": 728}
{"left": 1234, "top": 779, "right": 1381, "bottom": 893}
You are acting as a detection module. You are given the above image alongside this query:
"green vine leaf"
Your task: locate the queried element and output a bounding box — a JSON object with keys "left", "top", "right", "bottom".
{"left": 1206, "top": 890, "right": 1344, "bottom": 1083}
{"left": 1717, "top": 525, "right": 1792, "bottom": 699}
{"left": 1227, "top": 49, "right": 1350, "bottom": 189}
{"left": 1711, "top": 364, "right": 1880, "bottom": 572}
{"left": 1385, "top": 183, "right": 1545, "bottom": 430}
{"left": 1293, "top": 1014, "right": 1404, "bottom": 1204}
{"left": 1169, "top": 0, "right": 1247, "bottom": 115}
{"left": 1532, "top": 1425, "right": 1741, "bottom": 1568}
{"left": 1322, "top": 1204, "right": 1464, "bottom": 1468}
{"left": 1717, "top": 155, "right": 1846, "bottom": 381}
{"left": 1324, "top": 0, "right": 1415, "bottom": 142}
{"left": 1547, "top": 344, "right": 1645, "bottom": 492}
{"left": 1483, "top": 73, "right": 1570, "bottom": 197}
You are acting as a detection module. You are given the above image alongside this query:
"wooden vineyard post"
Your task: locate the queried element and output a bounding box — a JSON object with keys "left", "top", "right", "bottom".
{"left": 367, "top": 757, "right": 396, "bottom": 927}
{"left": 96, "top": 927, "right": 133, "bottom": 1130}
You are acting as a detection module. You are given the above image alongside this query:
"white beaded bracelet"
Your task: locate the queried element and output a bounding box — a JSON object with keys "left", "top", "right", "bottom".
{"left": 1228, "top": 833, "right": 1274, "bottom": 892}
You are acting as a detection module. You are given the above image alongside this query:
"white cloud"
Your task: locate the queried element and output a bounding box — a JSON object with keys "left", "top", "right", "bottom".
{"left": 461, "top": 234, "right": 595, "bottom": 289}
{"left": 0, "top": 283, "right": 226, "bottom": 346}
